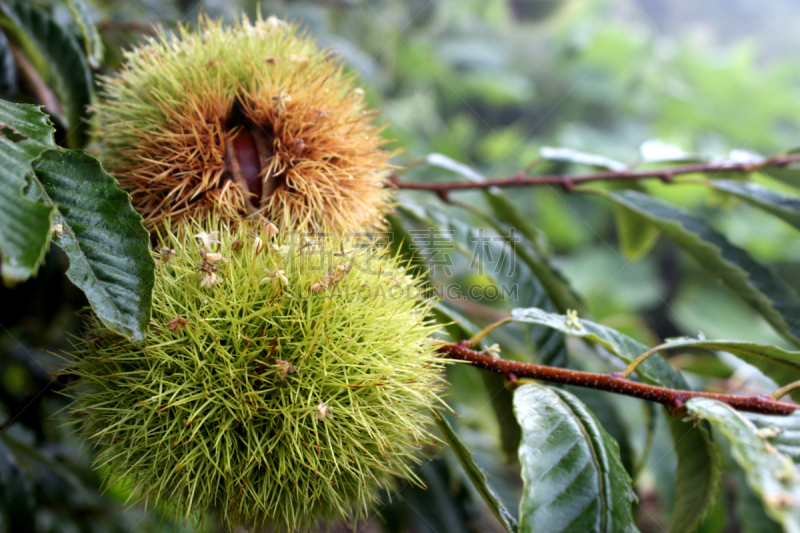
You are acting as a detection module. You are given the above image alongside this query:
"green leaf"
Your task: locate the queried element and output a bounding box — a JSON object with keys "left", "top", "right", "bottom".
{"left": 425, "top": 152, "right": 484, "bottom": 182}
{"left": 0, "top": 99, "right": 56, "bottom": 285}
{"left": 733, "top": 465, "right": 783, "bottom": 533}
{"left": 639, "top": 140, "right": 703, "bottom": 164}
{"left": 762, "top": 164, "right": 800, "bottom": 190}
{"left": 668, "top": 414, "right": 722, "bottom": 533}
{"left": 433, "top": 410, "right": 519, "bottom": 533}
{"left": 478, "top": 190, "right": 584, "bottom": 313}
{"left": 385, "top": 212, "right": 432, "bottom": 284}
{"left": 418, "top": 154, "right": 563, "bottom": 278}
{"left": 397, "top": 203, "right": 568, "bottom": 366}
{"left": 613, "top": 202, "right": 660, "bottom": 261}
{"left": 29, "top": 149, "right": 154, "bottom": 344}
{"left": 0, "top": 1, "right": 93, "bottom": 148}
{"left": 743, "top": 411, "right": 800, "bottom": 465}
{"left": 511, "top": 307, "right": 722, "bottom": 532}
{"left": 540, "top": 146, "right": 627, "bottom": 171}
{"left": 389, "top": 458, "right": 476, "bottom": 533}
{"left": 565, "top": 387, "right": 637, "bottom": 478}
{"left": 606, "top": 182, "right": 660, "bottom": 261}
{"left": 64, "top": 0, "right": 103, "bottom": 69}
{"left": 652, "top": 337, "right": 800, "bottom": 402}
{"left": 707, "top": 180, "right": 800, "bottom": 231}
{"left": 686, "top": 398, "right": 800, "bottom": 531}
{"left": 513, "top": 383, "right": 638, "bottom": 533}
{"left": 606, "top": 190, "right": 800, "bottom": 348}
{"left": 510, "top": 307, "right": 681, "bottom": 386}
{"left": 481, "top": 190, "right": 550, "bottom": 255}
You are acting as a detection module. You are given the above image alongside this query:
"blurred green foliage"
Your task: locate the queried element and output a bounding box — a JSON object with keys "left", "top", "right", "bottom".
{"left": 4, "top": 0, "right": 800, "bottom": 532}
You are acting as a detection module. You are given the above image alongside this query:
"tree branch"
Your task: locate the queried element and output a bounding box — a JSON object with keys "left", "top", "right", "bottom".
{"left": 440, "top": 341, "right": 799, "bottom": 416}
{"left": 392, "top": 154, "right": 800, "bottom": 195}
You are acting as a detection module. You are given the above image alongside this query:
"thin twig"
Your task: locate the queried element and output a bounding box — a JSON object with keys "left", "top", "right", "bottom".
{"left": 440, "top": 341, "right": 798, "bottom": 416}
{"left": 391, "top": 154, "right": 800, "bottom": 194}
{"left": 99, "top": 21, "right": 157, "bottom": 34}
{"left": 11, "top": 44, "right": 62, "bottom": 115}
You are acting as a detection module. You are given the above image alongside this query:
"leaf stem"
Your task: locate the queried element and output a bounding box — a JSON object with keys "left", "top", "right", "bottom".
{"left": 621, "top": 343, "right": 671, "bottom": 379}
{"left": 468, "top": 317, "right": 512, "bottom": 346}
{"left": 771, "top": 380, "right": 800, "bottom": 401}
{"left": 390, "top": 155, "right": 800, "bottom": 194}
{"left": 440, "top": 341, "right": 799, "bottom": 415}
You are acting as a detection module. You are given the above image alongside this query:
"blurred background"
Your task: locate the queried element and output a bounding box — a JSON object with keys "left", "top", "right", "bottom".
{"left": 3, "top": 0, "right": 800, "bottom": 531}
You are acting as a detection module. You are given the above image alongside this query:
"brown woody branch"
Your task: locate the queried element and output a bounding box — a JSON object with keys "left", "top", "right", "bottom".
{"left": 391, "top": 154, "right": 800, "bottom": 199}
{"left": 440, "top": 341, "right": 799, "bottom": 416}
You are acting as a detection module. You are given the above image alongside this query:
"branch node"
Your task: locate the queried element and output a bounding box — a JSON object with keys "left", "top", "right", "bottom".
{"left": 659, "top": 172, "right": 674, "bottom": 183}
{"left": 560, "top": 178, "right": 575, "bottom": 192}
{"left": 666, "top": 401, "right": 688, "bottom": 419}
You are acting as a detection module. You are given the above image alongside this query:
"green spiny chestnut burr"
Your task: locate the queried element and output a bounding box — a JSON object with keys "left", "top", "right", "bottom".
{"left": 64, "top": 218, "right": 444, "bottom": 531}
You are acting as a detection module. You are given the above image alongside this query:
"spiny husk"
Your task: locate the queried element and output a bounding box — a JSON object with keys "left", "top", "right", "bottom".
{"left": 64, "top": 218, "right": 443, "bottom": 531}
{"left": 95, "top": 15, "right": 393, "bottom": 234}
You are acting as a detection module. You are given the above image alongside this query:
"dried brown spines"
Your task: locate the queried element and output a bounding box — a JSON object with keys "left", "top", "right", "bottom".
{"left": 95, "top": 16, "right": 393, "bottom": 234}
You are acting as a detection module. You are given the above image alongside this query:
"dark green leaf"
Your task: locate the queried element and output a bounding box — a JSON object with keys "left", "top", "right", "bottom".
{"left": 389, "top": 458, "right": 475, "bottom": 533}
{"left": 65, "top": 0, "right": 103, "bottom": 69}
{"left": 606, "top": 182, "right": 660, "bottom": 261}
{"left": 686, "top": 398, "right": 800, "bottom": 531}
{"left": 613, "top": 201, "right": 660, "bottom": 261}
{"left": 733, "top": 465, "right": 783, "bottom": 533}
{"left": 433, "top": 410, "right": 519, "bottom": 533}
{"left": 511, "top": 307, "right": 722, "bottom": 532}
{"left": 0, "top": 435, "right": 35, "bottom": 532}
{"left": 418, "top": 156, "right": 571, "bottom": 308}
{"left": 708, "top": 180, "right": 800, "bottom": 231}
{"left": 0, "top": 99, "right": 56, "bottom": 285}
{"left": 477, "top": 190, "right": 584, "bottom": 313}
{"left": 566, "top": 387, "right": 637, "bottom": 478}
{"left": 0, "top": 1, "right": 93, "bottom": 148}
{"left": 30, "top": 150, "right": 154, "bottom": 344}
{"left": 481, "top": 190, "right": 550, "bottom": 255}
{"left": 668, "top": 415, "right": 722, "bottom": 533}
{"left": 762, "top": 164, "right": 800, "bottom": 189}
{"left": 398, "top": 203, "right": 568, "bottom": 366}
{"left": 694, "top": 485, "right": 728, "bottom": 533}
{"left": 385, "top": 212, "right": 431, "bottom": 283}
{"left": 514, "top": 383, "right": 638, "bottom": 533}
{"left": 606, "top": 190, "right": 800, "bottom": 348}
{"left": 0, "top": 29, "right": 16, "bottom": 95}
